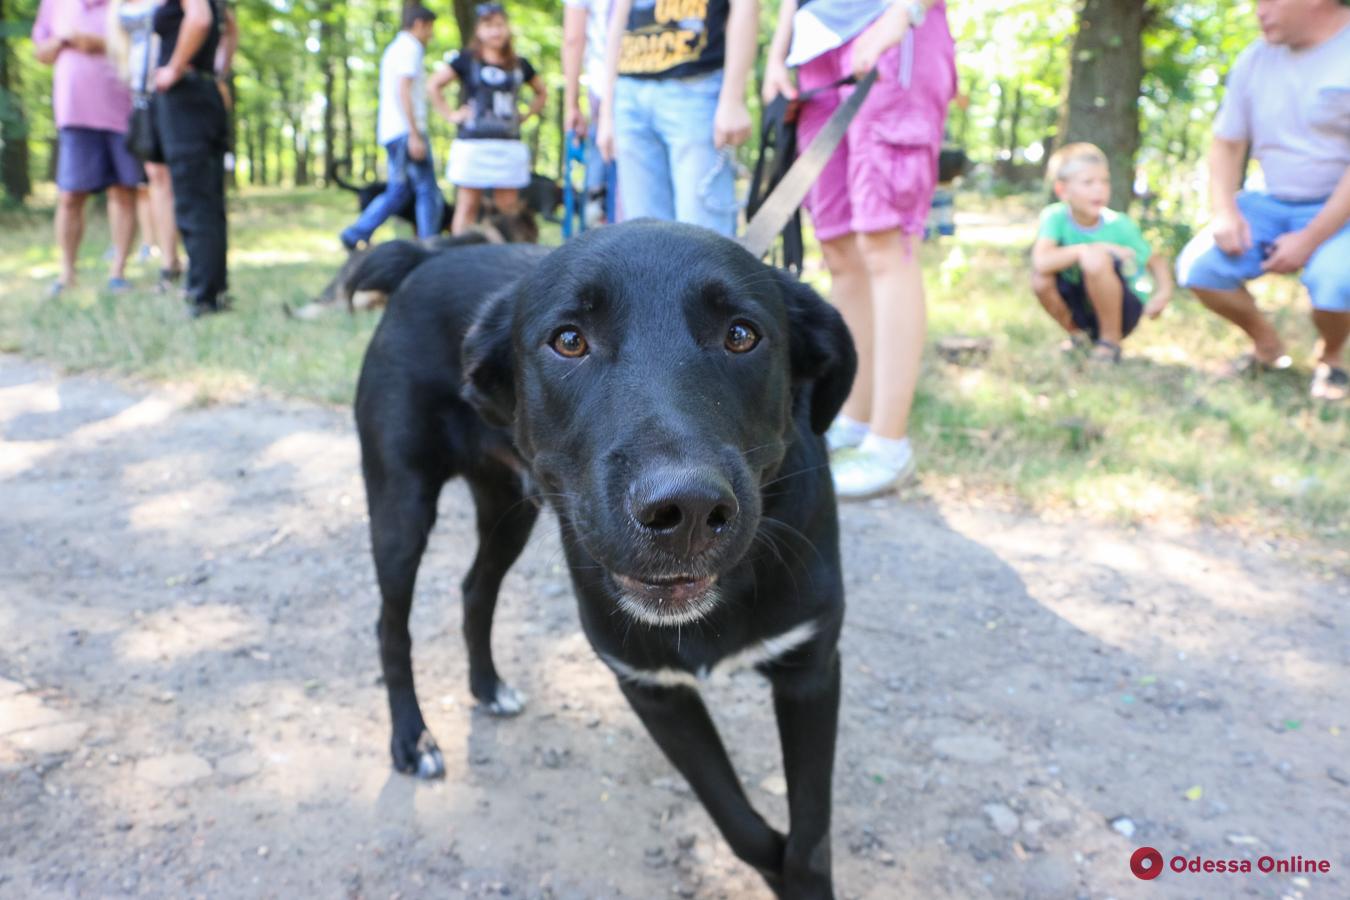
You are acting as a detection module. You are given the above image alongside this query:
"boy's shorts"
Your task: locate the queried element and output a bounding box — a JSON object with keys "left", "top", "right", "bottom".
{"left": 795, "top": 10, "right": 956, "bottom": 242}
{"left": 1056, "top": 265, "right": 1143, "bottom": 341}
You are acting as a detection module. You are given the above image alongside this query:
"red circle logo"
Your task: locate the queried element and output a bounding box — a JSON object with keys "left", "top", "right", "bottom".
{"left": 1131, "top": 846, "right": 1164, "bottom": 880}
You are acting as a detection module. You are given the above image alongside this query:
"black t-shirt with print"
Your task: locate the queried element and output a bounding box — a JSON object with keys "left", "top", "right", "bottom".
{"left": 618, "top": 0, "right": 729, "bottom": 80}
{"left": 448, "top": 51, "right": 536, "bottom": 140}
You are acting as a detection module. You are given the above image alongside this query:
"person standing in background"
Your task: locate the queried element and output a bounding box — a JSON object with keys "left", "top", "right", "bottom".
{"left": 562, "top": 0, "right": 614, "bottom": 223}
{"left": 108, "top": 0, "right": 182, "bottom": 290}
{"left": 596, "top": 0, "right": 757, "bottom": 237}
{"left": 31, "top": 0, "right": 139, "bottom": 296}
{"left": 151, "top": 0, "right": 229, "bottom": 317}
{"left": 764, "top": 0, "right": 957, "bottom": 498}
{"left": 431, "top": 2, "right": 546, "bottom": 234}
{"left": 340, "top": 5, "right": 443, "bottom": 249}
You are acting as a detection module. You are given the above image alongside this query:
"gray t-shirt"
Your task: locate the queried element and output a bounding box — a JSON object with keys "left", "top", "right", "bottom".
{"left": 1214, "top": 21, "right": 1350, "bottom": 201}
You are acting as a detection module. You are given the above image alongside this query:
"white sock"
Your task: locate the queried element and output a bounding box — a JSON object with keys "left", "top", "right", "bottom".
{"left": 831, "top": 414, "right": 869, "bottom": 443}
{"left": 860, "top": 433, "right": 912, "bottom": 470}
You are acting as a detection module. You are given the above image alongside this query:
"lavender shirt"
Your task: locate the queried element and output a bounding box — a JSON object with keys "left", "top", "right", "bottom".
{"left": 32, "top": 0, "right": 132, "bottom": 133}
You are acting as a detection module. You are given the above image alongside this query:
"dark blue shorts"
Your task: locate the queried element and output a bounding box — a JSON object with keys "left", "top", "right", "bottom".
{"left": 1055, "top": 265, "right": 1144, "bottom": 341}
{"left": 57, "top": 127, "right": 143, "bottom": 194}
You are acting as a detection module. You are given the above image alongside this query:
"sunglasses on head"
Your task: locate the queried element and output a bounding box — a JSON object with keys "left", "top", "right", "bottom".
{"left": 475, "top": 2, "right": 504, "bottom": 17}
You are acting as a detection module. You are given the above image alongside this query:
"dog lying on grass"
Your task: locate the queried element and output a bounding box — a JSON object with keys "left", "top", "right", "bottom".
{"left": 354, "top": 220, "right": 856, "bottom": 896}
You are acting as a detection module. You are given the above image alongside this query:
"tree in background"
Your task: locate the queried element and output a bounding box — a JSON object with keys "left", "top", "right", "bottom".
{"left": 0, "top": 0, "right": 33, "bottom": 203}
{"left": 1058, "top": 0, "right": 1147, "bottom": 210}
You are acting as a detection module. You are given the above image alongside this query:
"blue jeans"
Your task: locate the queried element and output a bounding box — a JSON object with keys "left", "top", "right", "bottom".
{"left": 1177, "top": 190, "right": 1350, "bottom": 313}
{"left": 613, "top": 71, "right": 737, "bottom": 237}
{"left": 341, "top": 135, "right": 444, "bottom": 243}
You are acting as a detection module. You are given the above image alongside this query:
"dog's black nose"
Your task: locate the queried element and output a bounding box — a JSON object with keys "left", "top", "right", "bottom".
{"left": 628, "top": 468, "right": 739, "bottom": 558}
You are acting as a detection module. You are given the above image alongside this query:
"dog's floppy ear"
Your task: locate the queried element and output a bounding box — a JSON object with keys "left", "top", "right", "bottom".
{"left": 777, "top": 269, "right": 857, "bottom": 435}
{"left": 460, "top": 289, "right": 516, "bottom": 428}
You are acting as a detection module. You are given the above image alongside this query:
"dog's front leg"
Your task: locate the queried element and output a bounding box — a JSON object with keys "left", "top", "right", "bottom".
{"left": 769, "top": 650, "right": 840, "bottom": 899}
{"left": 618, "top": 680, "right": 788, "bottom": 893}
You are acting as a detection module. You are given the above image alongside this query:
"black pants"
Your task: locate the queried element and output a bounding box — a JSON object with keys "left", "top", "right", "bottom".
{"left": 156, "top": 75, "right": 228, "bottom": 307}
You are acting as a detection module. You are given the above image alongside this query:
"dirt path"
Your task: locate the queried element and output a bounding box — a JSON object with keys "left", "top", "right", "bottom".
{"left": 1, "top": 355, "right": 1346, "bottom": 900}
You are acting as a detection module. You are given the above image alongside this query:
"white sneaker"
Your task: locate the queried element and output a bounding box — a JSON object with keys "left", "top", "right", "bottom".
{"left": 831, "top": 447, "right": 916, "bottom": 500}
{"left": 825, "top": 420, "right": 866, "bottom": 454}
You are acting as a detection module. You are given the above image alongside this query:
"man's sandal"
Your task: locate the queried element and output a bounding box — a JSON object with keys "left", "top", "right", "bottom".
{"left": 1310, "top": 364, "right": 1347, "bottom": 402}
{"left": 1223, "top": 352, "right": 1293, "bottom": 378}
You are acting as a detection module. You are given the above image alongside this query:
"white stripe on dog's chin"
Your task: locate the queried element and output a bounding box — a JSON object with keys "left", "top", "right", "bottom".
{"left": 614, "top": 587, "right": 723, "bottom": 628}
{"left": 601, "top": 618, "right": 820, "bottom": 692}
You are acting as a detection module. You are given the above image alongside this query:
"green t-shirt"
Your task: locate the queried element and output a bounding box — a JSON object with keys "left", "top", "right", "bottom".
{"left": 1036, "top": 202, "right": 1153, "bottom": 299}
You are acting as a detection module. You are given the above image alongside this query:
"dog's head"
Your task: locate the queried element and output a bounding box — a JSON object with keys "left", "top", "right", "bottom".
{"left": 462, "top": 221, "right": 854, "bottom": 625}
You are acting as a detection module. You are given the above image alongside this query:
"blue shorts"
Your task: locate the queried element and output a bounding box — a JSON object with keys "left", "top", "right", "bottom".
{"left": 1056, "top": 264, "right": 1144, "bottom": 341}
{"left": 57, "top": 127, "right": 142, "bottom": 194}
{"left": 1177, "top": 191, "right": 1350, "bottom": 313}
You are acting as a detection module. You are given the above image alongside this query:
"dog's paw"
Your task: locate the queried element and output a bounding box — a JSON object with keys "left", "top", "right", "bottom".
{"left": 393, "top": 729, "right": 445, "bottom": 780}
{"left": 484, "top": 683, "right": 526, "bottom": 717}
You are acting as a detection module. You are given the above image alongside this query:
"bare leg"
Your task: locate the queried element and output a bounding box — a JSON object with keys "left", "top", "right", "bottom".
{"left": 1191, "top": 285, "right": 1286, "bottom": 363}
{"left": 820, "top": 234, "right": 873, "bottom": 425}
{"left": 1031, "top": 271, "right": 1081, "bottom": 335}
{"left": 452, "top": 187, "right": 482, "bottom": 235}
{"left": 857, "top": 228, "right": 926, "bottom": 441}
{"left": 146, "top": 162, "right": 180, "bottom": 273}
{"left": 55, "top": 191, "right": 88, "bottom": 287}
{"left": 135, "top": 186, "right": 153, "bottom": 254}
{"left": 1312, "top": 309, "right": 1349, "bottom": 368}
{"left": 492, "top": 188, "right": 519, "bottom": 214}
{"left": 106, "top": 186, "right": 136, "bottom": 281}
{"left": 1078, "top": 248, "right": 1123, "bottom": 345}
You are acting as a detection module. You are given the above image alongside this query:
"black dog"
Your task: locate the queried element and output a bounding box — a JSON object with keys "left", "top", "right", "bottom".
{"left": 331, "top": 159, "right": 562, "bottom": 233}
{"left": 354, "top": 221, "right": 856, "bottom": 896}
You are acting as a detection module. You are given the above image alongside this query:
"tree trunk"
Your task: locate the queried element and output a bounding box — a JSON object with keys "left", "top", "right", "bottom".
{"left": 0, "top": 0, "right": 32, "bottom": 203}
{"left": 1007, "top": 84, "right": 1024, "bottom": 162}
{"left": 320, "top": 10, "right": 336, "bottom": 183}
{"left": 340, "top": 26, "right": 353, "bottom": 168}
{"left": 1059, "top": 0, "right": 1146, "bottom": 211}
{"left": 451, "top": 0, "right": 475, "bottom": 45}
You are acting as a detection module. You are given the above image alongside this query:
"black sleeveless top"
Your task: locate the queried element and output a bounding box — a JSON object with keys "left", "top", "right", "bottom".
{"left": 154, "top": 0, "right": 222, "bottom": 73}
{"left": 448, "top": 51, "right": 537, "bottom": 141}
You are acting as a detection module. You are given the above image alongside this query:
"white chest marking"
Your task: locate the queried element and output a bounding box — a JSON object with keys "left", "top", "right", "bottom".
{"left": 602, "top": 620, "right": 820, "bottom": 691}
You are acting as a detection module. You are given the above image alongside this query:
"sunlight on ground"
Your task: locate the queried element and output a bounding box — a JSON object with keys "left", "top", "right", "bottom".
{"left": 115, "top": 602, "right": 259, "bottom": 663}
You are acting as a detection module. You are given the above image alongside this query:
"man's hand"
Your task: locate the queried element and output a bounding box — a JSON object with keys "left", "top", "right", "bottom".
{"left": 565, "top": 104, "right": 588, "bottom": 138}
{"left": 407, "top": 132, "right": 427, "bottom": 162}
{"left": 1261, "top": 228, "right": 1317, "bottom": 275}
{"left": 762, "top": 60, "right": 796, "bottom": 104}
{"left": 154, "top": 63, "right": 185, "bottom": 92}
{"left": 1212, "top": 207, "right": 1253, "bottom": 256}
{"left": 1143, "top": 288, "right": 1172, "bottom": 319}
{"left": 597, "top": 107, "right": 616, "bottom": 162}
{"left": 851, "top": 3, "right": 910, "bottom": 78}
{"left": 713, "top": 97, "right": 752, "bottom": 149}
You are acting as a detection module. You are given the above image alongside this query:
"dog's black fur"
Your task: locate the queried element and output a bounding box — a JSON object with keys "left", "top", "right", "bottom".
{"left": 354, "top": 221, "right": 856, "bottom": 897}
{"left": 331, "top": 159, "right": 563, "bottom": 233}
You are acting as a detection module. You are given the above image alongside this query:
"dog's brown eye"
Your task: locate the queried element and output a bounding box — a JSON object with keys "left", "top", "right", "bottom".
{"left": 551, "top": 328, "right": 588, "bottom": 358}
{"left": 725, "top": 322, "right": 759, "bottom": 354}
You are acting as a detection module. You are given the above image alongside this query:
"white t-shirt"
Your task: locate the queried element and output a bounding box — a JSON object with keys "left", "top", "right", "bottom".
{"left": 564, "top": 0, "right": 611, "bottom": 95}
{"left": 378, "top": 30, "right": 428, "bottom": 146}
{"left": 1214, "top": 20, "right": 1350, "bottom": 201}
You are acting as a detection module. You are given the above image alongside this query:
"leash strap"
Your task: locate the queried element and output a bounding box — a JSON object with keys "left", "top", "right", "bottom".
{"left": 739, "top": 69, "right": 877, "bottom": 260}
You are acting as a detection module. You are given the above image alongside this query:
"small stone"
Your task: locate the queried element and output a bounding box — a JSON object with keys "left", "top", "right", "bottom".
{"left": 1327, "top": 767, "right": 1349, "bottom": 786}
{"left": 135, "top": 753, "right": 212, "bottom": 788}
{"left": 1109, "top": 816, "right": 1136, "bottom": 839}
{"left": 932, "top": 735, "right": 1007, "bottom": 765}
{"left": 983, "top": 803, "right": 1019, "bottom": 837}
{"left": 9, "top": 721, "right": 89, "bottom": 755}
{"left": 217, "top": 752, "right": 262, "bottom": 782}
{"left": 759, "top": 774, "right": 787, "bottom": 797}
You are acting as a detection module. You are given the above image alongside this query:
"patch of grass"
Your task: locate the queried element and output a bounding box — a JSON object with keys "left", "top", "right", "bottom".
{"left": 0, "top": 188, "right": 1344, "bottom": 543}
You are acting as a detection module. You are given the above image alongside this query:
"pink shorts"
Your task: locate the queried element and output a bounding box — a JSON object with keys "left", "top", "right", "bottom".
{"left": 797, "top": 7, "right": 957, "bottom": 241}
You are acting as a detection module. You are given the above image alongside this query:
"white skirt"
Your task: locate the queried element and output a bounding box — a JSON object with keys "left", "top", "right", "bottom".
{"left": 446, "top": 139, "right": 531, "bottom": 189}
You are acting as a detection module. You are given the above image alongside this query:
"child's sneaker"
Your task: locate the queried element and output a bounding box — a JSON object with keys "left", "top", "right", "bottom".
{"left": 832, "top": 436, "right": 916, "bottom": 500}
{"left": 824, "top": 415, "right": 868, "bottom": 454}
